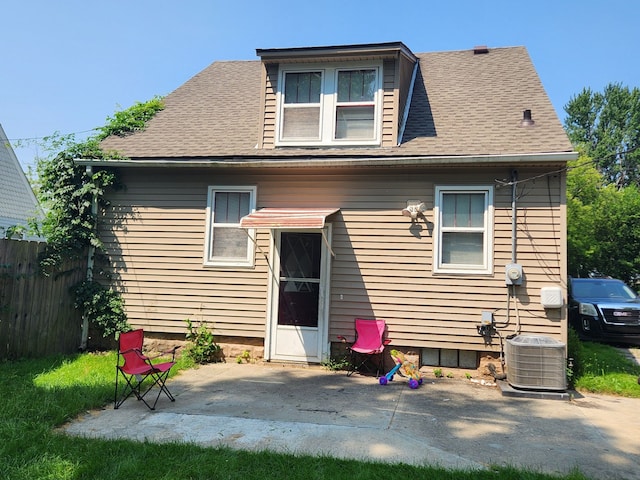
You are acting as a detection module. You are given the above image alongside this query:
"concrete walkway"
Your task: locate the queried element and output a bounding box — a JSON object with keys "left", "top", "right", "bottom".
{"left": 63, "top": 362, "right": 640, "bottom": 479}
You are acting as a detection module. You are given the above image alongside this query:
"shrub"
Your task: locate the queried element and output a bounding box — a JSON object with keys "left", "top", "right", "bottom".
{"left": 184, "top": 319, "right": 222, "bottom": 364}
{"left": 566, "top": 327, "right": 585, "bottom": 388}
{"left": 73, "top": 280, "right": 130, "bottom": 337}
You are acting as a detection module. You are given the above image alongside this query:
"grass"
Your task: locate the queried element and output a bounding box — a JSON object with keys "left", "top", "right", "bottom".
{"left": 5, "top": 344, "right": 637, "bottom": 480}
{"left": 573, "top": 341, "right": 640, "bottom": 397}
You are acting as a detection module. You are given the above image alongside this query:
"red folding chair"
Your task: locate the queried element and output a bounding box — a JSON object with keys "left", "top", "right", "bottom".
{"left": 114, "top": 329, "right": 180, "bottom": 410}
{"left": 339, "top": 318, "right": 390, "bottom": 377}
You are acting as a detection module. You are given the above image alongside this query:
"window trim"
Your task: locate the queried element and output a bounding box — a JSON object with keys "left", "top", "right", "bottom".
{"left": 433, "top": 185, "right": 494, "bottom": 275}
{"left": 275, "top": 61, "right": 383, "bottom": 147}
{"left": 203, "top": 186, "right": 257, "bottom": 267}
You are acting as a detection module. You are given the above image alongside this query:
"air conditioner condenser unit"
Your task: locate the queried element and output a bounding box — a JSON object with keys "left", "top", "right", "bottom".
{"left": 506, "top": 335, "right": 567, "bottom": 391}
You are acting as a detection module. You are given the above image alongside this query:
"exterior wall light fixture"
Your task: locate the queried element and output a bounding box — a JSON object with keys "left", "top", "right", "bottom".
{"left": 401, "top": 201, "right": 426, "bottom": 220}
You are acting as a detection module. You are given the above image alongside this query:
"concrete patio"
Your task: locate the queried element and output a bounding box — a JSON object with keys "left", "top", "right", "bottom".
{"left": 63, "top": 362, "right": 640, "bottom": 479}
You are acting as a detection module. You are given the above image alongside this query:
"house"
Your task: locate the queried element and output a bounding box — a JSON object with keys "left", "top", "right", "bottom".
{"left": 80, "top": 42, "right": 577, "bottom": 369}
{"left": 0, "top": 123, "right": 43, "bottom": 240}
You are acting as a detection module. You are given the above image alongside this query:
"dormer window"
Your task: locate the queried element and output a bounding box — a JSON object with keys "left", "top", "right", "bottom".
{"left": 277, "top": 63, "right": 382, "bottom": 146}
{"left": 282, "top": 71, "right": 322, "bottom": 140}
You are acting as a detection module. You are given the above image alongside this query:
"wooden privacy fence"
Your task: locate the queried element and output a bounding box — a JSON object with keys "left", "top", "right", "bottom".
{"left": 0, "top": 239, "right": 86, "bottom": 359}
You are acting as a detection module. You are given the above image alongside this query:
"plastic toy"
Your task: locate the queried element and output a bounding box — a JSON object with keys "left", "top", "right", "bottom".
{"left": 379, "top": 349, "right": 423, "bottom": 388}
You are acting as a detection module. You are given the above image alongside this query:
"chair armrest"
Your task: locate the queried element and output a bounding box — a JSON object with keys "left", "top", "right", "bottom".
{"left": 148, "top": 345, "right": 182, "bottom": 361}
{"left": 166, "top": 345, "right": 181, "bottom": 360}
{"left": 337, "top": 335, "right": 350, "bottom": 343}
{"left": 383, "top": 339, "right": 392, "bottom": 345}
{"left": 120, "top": 347, "right": 147, "bottom": 359}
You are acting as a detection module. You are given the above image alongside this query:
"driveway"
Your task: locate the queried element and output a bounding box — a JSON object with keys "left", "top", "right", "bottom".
{"left": 63, "top": 362, "right": 640, "bottom": 480}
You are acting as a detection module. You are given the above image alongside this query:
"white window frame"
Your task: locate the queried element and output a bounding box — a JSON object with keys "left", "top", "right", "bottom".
{"left": 433, "top": 185, "right": 494, "bottom": 274}
{"left": 203, "top": 186, "right": 256, "bottom": 267}
{"left": 275, "top": 62, "right": 383, "bottom": 147}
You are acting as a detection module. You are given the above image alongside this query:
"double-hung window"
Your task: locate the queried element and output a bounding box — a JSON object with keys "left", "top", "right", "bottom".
{"left": 277, "top": 63, "right": 381, "bottom": 146}
{"left": 204, "top": 186, "right": 256, "bottom": 267}
{"left": 434, "top": 186, "right": 494, "bottom": 274}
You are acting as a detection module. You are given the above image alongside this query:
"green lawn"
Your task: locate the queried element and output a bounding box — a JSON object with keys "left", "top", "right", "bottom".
{"left": 572, "top": 341, "right": 640, "bottom": 396}
{"left": 5, "top": 342, "right": 637, "bottom": 480}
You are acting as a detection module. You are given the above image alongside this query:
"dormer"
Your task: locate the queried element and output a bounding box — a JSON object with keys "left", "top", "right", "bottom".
{"left": 256, "top": 42, "right": 418, "bottom": 149}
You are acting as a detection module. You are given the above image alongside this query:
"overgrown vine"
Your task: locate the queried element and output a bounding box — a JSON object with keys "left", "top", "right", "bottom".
{"left": 36, "top": 96, "right": 165, "bottom": 339}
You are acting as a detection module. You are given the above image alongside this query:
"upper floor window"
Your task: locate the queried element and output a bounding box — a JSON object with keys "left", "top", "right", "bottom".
{"left": 204, "top": 186, "right": 256, "bottom": 267}
{"left": 277, "top": 63, "right": 382, "bottom": 146}
{"left": 433, "top": 186, "right": 494, "bottom": 274}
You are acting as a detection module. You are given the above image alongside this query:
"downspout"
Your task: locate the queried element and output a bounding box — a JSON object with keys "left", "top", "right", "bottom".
{"left": 80, "top": 165, "right": 97, "bottom": 351}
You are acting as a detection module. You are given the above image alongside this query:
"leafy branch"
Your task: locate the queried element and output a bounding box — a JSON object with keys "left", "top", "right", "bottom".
{"left": 36, "top": 97, "right": 165, "bottom": 338}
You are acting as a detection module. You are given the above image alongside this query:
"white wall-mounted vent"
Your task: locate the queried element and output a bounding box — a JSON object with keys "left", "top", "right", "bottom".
{"left": 540, "top": 286, "right": 563, "bottom": 308}
{"left": 506, "top": 335, "right": 567, "bottom": 391}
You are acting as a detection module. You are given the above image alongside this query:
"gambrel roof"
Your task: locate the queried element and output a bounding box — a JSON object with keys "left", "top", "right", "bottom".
{"left": 100, "top": 44, "right": 573, "bottom": 162}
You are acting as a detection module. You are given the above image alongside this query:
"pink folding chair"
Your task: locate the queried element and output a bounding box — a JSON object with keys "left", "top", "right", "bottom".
{"left": 338, "top": 318, "right": 390, "bottom": 377}
{"left": 114, "top": 329, "right": 180, "bottom": 410}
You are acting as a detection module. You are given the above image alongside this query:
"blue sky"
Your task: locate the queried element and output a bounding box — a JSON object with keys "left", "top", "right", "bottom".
{"left": 1, "top": 0, "right": 638, "bottom": 170}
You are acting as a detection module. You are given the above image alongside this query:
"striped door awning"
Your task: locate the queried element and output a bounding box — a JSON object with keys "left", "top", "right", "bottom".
{"left": 239, "top": 207, "right": 340, "bottom": 229}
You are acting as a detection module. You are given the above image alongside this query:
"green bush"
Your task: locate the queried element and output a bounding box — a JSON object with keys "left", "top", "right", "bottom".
{"left": 566, "top": 327, "right": 585, "bottom": 387}
{"left": 73, "top": 280, "right": 130, "bottom": 337}
{"left": 184, "top": 319, "right": 222, "bottom": 364}
{"left": 321, "top": 356, "right": 351, "bottom": 371}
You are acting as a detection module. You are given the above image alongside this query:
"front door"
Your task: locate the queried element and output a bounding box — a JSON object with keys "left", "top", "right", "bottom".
{"left": 268, "top": 230, "right": 330, "bottom": 362}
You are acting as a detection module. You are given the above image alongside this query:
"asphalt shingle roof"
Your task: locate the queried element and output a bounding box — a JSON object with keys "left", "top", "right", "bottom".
{"left": 100, "top": 46, "right": 573, "bottom": 159}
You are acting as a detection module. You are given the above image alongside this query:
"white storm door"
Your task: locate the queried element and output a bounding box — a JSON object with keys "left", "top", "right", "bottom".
{"left": 269, "top": 229, "right": 330, "bottom": 362}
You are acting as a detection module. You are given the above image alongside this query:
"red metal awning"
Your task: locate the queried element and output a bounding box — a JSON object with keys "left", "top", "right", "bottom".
{"left": 239, "top": 207, "right": 340, "bottom": 229}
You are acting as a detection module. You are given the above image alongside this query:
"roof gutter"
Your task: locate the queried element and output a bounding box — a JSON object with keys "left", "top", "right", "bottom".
{"left": 74, "top": 152, "right": 578, "bottom": 168}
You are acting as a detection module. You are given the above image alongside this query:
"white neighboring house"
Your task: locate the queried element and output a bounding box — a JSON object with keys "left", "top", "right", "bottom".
{"left": 0, "top": 123, "right": 44, "bottom": 240}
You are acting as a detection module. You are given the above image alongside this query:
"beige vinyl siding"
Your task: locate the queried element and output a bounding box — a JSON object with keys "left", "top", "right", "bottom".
{"left": 99, "top": 170, "right": 270, "bottom": 337}
{"left": 381, "top": 59, "right": 398, "bottom": 146}
{"left": 259, "top": 63, "right": 278, "bottom": 148}
{"left": 100, "top": 166, "right": 566, "bottom": 351}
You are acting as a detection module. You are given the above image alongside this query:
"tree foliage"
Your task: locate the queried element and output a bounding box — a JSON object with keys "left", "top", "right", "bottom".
{"left": 566, "top": 155, "right": 601, "bottom": 277}
{"left": 564, "top": 83, "right": 640, "bottom": 188}
{"left": 567, "top": 154, "right": 640, "bottom": 284}
{"left": 565, "top": 83, "right": 640, "bottom": 283}
{"left": 100, "top": 96, "right": 165, "bottom": 139}
{"left": 36, "top": 97, "right": 165, "bottom": 337}
{"left": 37, "top": 138, "right": 117, "bottom": 272}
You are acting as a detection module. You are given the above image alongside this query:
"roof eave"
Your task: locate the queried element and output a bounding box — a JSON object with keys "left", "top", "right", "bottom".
{"left": 256, "top": 41, "right": 417, "bottom": 63}
{"left": 74, "top": 151, "right": 578, "bottom": 168}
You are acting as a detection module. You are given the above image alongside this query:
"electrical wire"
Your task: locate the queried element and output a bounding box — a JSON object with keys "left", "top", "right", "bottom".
{"left": 6, "top": 128, "right": 100, "bottom": 144}
{"left": 495, "top": 145, "right": 640, "bottom": 189}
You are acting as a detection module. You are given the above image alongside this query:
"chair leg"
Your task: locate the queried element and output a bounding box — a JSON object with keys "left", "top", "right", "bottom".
{"left": 347, "top": 351, "right": 385, "bottom": 377}
{"left": 138, "top": 370, "right": 175, "bottom": 410}
{"left": 376, "top": 352, "right": 384, "bottom": 378}
{"left": 115, "top": 366, "right": 176, "bottom": 411}
{"left": 346, "top": 350, "right": 357, "bottom": 376}
{"left": 115, "top": 370, "right": 145, "bottom": 409}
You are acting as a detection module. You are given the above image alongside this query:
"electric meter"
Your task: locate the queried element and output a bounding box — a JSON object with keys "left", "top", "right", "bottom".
{"left": 505, "top": 263, "right": 523, "bottom": 285}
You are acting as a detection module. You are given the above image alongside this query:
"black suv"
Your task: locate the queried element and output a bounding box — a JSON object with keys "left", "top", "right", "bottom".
{"left": 568, "top": 277, "right": 640, "bottom": 345}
